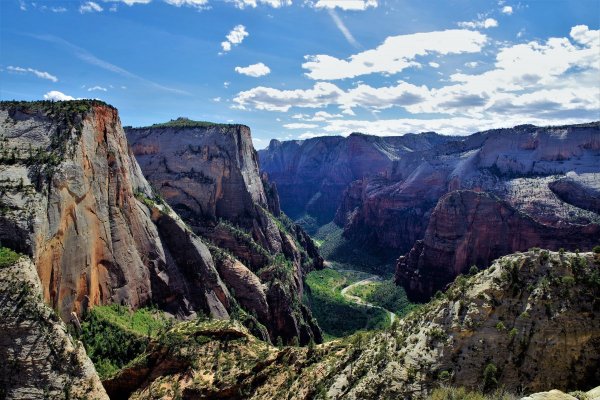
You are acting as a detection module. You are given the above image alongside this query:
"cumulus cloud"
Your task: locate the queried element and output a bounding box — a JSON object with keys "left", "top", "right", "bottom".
{"left": 235, "top": 25, "right": 600, "bottom": 131}
{"left": 501, "top": 5, "right": 513, "bottom": 14}
{"left": 87, "top": 86, "right": 108, "bottom": 91}
{"left": 6, "top": 66, "right": 58, "bottom": 82}
{"left": 164, "top": 0, "right": 209, "bottom": 8}
{"left": 302, "top": 29, "right": 487, "bottom": 80}
{"left": 227, "top": 0, "right": 291, "bottom": 8}
{"left": 79, "top": 1, "right": 103, "bottom": 13}
{"left": 312, "top": 0, "right": 377, "bottom": 11}
{"left": 283, "top": 123, "right": 319, "bottom": 129}
{"left": 234, "top": 62, "right": 271, "bottom": 77}
{"left": 458, "top": 17, "right": 498, "bottom": 29}
{"left": 429, "top": 62, "right": 440, "bottom": 68}
{"left": 221, "top": 25, "right": 249, "bottom": 53}
{"left": 234, "top": 82, "right": 343, "bottom": 111}
{"left": 43, "top": 91, "right": 76, "bottom": 101}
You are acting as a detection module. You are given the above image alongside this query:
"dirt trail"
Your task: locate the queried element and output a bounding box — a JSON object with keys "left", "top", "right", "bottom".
{"left": 338, "top": 270, "right": 396, "bottom": 325}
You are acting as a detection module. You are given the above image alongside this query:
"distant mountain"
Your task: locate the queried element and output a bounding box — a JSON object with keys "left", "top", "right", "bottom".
{"left": 259, "top": 123, "right": 600, "bottom": 300}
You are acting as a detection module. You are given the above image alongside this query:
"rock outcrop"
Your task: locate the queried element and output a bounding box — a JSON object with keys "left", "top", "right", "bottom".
{"left": 0, "top": 101, "right": 231, "bottom": 322}
{"left": 104, "top": 250, "right": 600, "bottom": 399}
{"left": 0, "top": 255, "right": 108, "bottom": 399}
{"left": 126, "top": 119, "right": 323, "bottom": 344}
{"left": 397, "top": 190, "right": 600, "bottom": 301}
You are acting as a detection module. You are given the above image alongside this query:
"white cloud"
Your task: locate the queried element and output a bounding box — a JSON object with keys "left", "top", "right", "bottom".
{"left": 501, "top": 5, "right": 513, "bottom": 14}
{"left": 228, "top": 0, "right": 291, "bottom": 8}
{"left": 6, "top": 66, "right": 58, "bottom": 82}
{"left": 312, "top": 0, "right": 377, "bottom": 11}
{"left": 302, "top": 29, "right": 487, "bottom": 80}
{"left": 212, "top": 97, "right": 222, "bottom": 102}
{"left": 164, "top": 0, "right": 209, "bottom": 8}
{"left": 224, "top": 81, "right": 231, "bottom": 88}
{"left": 87, "top": 86, "right": 108, "bottom": 91}
{"left": 429, "top": 62, "right": 440, "bottom": 68}
{"left": 309, "top": 111, "right": 343, "bottom": 121}
{"left": 234, "top": 82, "right": 343, "bottom": 111}
{"left": 298, "top": 132, "right": 323, "bottom": 139}
{"left": 235, "top": 62, "right": 271, "bottom": 77}
{"left": 458, "top": 17, "right": 498, "bottom": 29}
{"left": 235, "top": 25, "right": 600, "bottom": 127}
{"left": 43, "top": 91, "right": 76, "bottom": 101}
{"left": 79, "top": 1, "right": 103, "bottom": 13}
{"left": 328, "top": 9, "right": 359, "bottom": 47}
{"left": 465, "top": 61, "right": 479, "bottom": 68}
{"left": 283, "top": 123, "right": 319, "bottom": 129}
{"left": 103, "top": 0, "right": 152, "bottom": 5}
{"left": 221, "top": 25, "right": 249, "bottom": 53}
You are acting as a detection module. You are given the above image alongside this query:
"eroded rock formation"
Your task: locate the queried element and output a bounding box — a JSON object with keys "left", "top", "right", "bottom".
{"left": 126, "top": 120, "right": 323, "bottom": 344}
{"left": 0, "top": 101, "right": 232, "bottom": 322}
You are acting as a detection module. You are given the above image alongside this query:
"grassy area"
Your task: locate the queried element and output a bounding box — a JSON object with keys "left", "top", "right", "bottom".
{"left": 430, "top": 386, "right": 519, "bottom": 400}
{"left": 77, "top": 304, "right": 170, "bottom": 379}
{"left": 0, "top": 246, "right": 22, "bottom": 268}
{"left": 346, "top": 279, "right": 416, "bottom": 316}
{"left": 304, "top": 268, "right": 390, "bottom": 339}
{"left": 314, "top": 222, "right": 396, "bottom": 275}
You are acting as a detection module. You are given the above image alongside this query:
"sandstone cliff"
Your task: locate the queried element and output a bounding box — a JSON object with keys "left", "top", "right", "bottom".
{"left": 0, "top": 254, "right": 108, "bottom": 399}
{"left": 0, "top": 101, "right": 231, "bottom": 322}
{"left": 397, "top": 190, "right": 600, "bottom": 301}
{"left": 126, "top": 119, "right": 323, "bottom": 344}
{"left": 105, "top": 250, "right": 600, "bottom": 399}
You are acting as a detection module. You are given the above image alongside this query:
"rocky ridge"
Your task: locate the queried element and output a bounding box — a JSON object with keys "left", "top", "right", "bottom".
{"left": 105, "top": 250, "right": 600, "bottom": 399}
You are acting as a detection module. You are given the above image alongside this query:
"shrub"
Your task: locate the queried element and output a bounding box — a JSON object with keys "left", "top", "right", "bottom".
{"left": 495, "top": 321, "right": 506, "bottom": 331}
{"left": 482, "top": 363, "right": 499, "bottom": 392}
{"left": 0, "top": 246, "right": 22, "bottom": 268}
{"left": 593, "top": 245, "right": 600, "bottom": 254}
{"left": 469, "top": 265, "right": 479, "bottom": 276}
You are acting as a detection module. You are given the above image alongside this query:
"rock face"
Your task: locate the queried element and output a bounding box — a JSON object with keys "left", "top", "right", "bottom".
{"left": 258, "top": 132, "right": 452, "bottom": 225}
{"left": 104, "top": 251, "right": 600, "bottom": 399}
{"left": 126, "top": 120, "right": 323, "bottom": 344}
{"left": 397, "top": 190, "right": 600, "bottom": 301}
{"left": 0, "top": 256, "right": 108, "bottom": 399}
{"left": 0, "top": 101, "right": 231, "bottom": 322}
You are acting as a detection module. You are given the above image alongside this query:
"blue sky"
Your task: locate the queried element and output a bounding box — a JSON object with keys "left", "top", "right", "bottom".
{"left": 1, "top": 0, "right": 599, "bottom": 148}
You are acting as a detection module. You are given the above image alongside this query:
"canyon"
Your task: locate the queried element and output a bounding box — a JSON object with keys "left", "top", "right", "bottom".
{"left": 259, "top": 123, "right": 600, "bottom": 299}
{"left": 0, "top": 100, "right": 598, "bottom": 399}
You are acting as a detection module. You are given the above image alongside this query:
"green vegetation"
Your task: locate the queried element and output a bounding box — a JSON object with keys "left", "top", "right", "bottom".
{"left": 304, "top": 268, "right": 390, "bottom": 339}
{"left": 0, "top": 246, "right": 22, "bottom": 268}
{"left": 128, "top": 117, "right": 239, "bottom": 130}
{"left": 314, "top": 222, "right": 396, "bottom": 275}
{"left": 430, "top": 386, "right": 518, "bottom": 400}
{"left": 593, "top": 245, "right": 600, "bottom": 254}
{"left": 346, "top": 279, "right": 415, "bottom": 316}
{"left": 77, "top": 304, "right": 169, "bottom": 379}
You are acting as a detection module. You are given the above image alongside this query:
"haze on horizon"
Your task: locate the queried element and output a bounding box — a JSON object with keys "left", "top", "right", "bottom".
{"left": 1, "top": 0, "right": 599, "bottom": 148}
